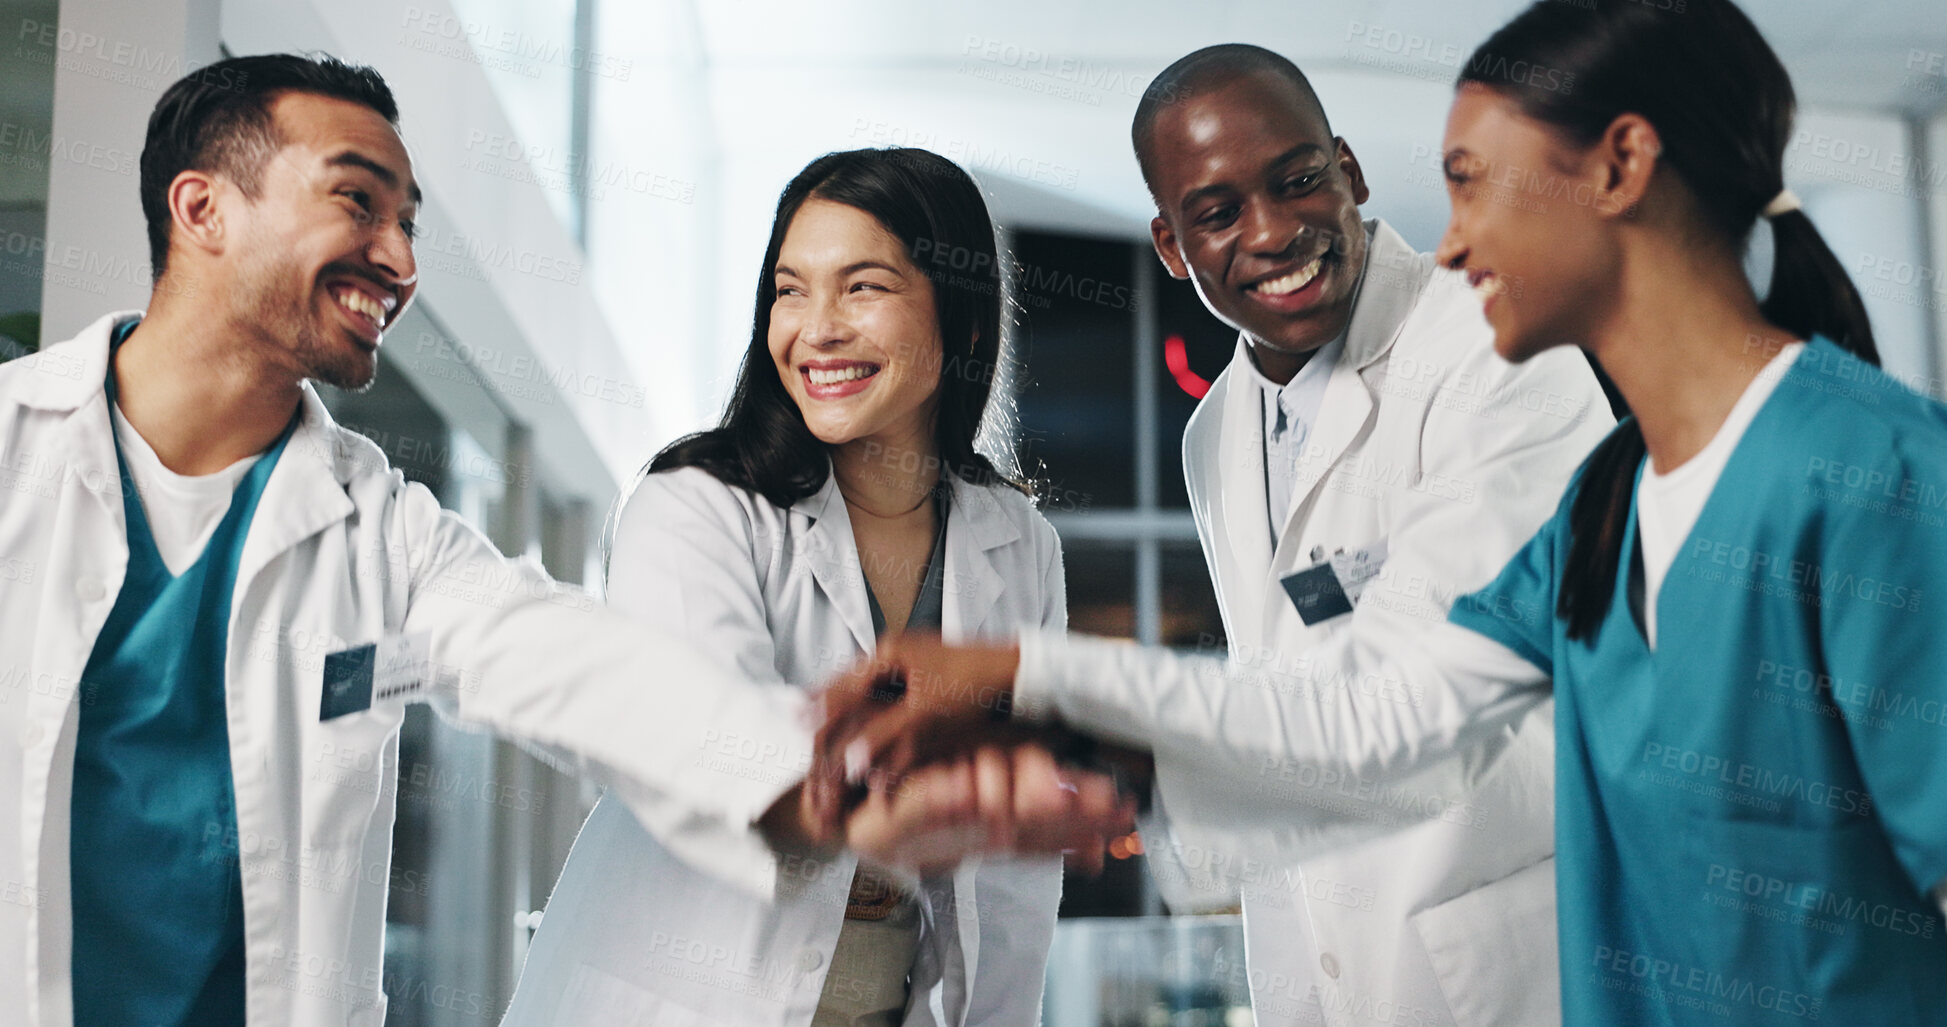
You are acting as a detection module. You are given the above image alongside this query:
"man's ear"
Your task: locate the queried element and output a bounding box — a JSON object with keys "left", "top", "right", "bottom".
{"left": 1592, "top": 113, "right": 1661, "bottom": 220}
{"left": 1150, "top": 216, "right": 1191, "bottom": 280}
{"left": 167, "top": 169, "right": 228, "bottom": 261}
{"left": 1336, "top": 137, "right": 1372, "bottom": 206}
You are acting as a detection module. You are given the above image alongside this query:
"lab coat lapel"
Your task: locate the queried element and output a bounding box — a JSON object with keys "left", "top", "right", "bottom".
{"left": 937, "top": 475, "right": 1020, "bottom": 1027}
{"left": 15, "top": 318, "right": 130, "bottom": 966}
{"left": 940, "top": 476, "right": 1017, "bottom": 642}
{"left": 234, "top": 387, "right": 357, "bottom": 598}
{"left": 1196, "top": 357, "right": 1274, "bottom": 645}
{"left": 790, "top": 473, "right": 877, "bottom": 653}
{"left": 1269, "top": 219, "right": 1426, "bottom": 569}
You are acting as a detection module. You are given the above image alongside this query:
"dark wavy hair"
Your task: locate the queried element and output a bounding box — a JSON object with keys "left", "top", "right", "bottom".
{"left": 1458, "top": 0, "right": 1877, "bottom": 642}
{"left": 645, "top": 147, "right": 1024, "bottom": 509}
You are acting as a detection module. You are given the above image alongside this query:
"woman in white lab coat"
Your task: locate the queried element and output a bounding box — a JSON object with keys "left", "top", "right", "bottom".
{"left": 501, "top": 148, "right": 1068, "bottom": 1027}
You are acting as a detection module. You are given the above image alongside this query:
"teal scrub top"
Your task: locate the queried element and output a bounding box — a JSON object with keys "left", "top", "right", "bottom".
{"left": 1453, "top": 338, "right": 1947, "bottom": 1024}
{"left": 70, "top": 320, "right": 295, "bottom": 1025}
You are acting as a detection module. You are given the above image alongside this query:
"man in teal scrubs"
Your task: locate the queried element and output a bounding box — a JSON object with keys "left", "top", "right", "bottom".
{"left": 66, "top": 318, "right": 295, "bottom": 1023}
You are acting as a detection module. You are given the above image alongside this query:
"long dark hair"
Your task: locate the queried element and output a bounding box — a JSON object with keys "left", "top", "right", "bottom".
{"left": 647, "top": 147, "right": 1022, "bottom": 510}
{"left": 1459, "top": 0, "right": 1878, "bottom": 642}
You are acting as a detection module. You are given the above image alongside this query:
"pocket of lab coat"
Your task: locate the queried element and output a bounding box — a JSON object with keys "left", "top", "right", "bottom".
{"left": 1408, "top": 855, "right": 1560, "bottom": 1027}
{"left": 549, "top": 962, "right": 721, "bottom": 1027}
{"left": 303, "top": 704, "right": 400, "bottom": 849}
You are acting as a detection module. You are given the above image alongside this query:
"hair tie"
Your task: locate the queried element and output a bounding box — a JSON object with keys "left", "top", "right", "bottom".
{"left": 1762, "top": 189, "right": 1801, "bottom": 219}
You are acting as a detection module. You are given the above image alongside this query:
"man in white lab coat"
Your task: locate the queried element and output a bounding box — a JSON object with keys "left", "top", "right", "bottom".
{"left": 819, "top": 45, "right": 1615, "bottom": 1027}
{"left": 0, "top": 54, "right": 1123, "bottom": 1027}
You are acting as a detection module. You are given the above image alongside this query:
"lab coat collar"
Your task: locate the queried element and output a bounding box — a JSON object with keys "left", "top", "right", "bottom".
{"left": 26, "top": 310, "right": 363, "bottom": 593}
{"left": 790, "top": 463, "right": 1018, "bottom": 649}
{"left": 791, "top": 472, "right": 877, "bottom": 652}
{"left": 940, "top": 471, "right": 1019, "bottom": 641}
{"left": 235, "top": 385, "right": 359, "bottom": 589}
{"left": 11, "top": 310, "right": 140, "bottom": 411}
{"left": 1208, "top": 217, "right": 1432, "bottom": 572}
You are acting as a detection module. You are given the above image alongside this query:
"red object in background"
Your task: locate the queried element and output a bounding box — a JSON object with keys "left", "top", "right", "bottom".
{"left": 1164, "top": 334, "right": 1211, "bottom": 399}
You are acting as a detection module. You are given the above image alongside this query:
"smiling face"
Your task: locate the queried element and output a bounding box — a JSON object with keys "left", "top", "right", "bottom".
{"left": 223, "top": 91, "right": 418, "bottom": 391}
{"left": 768, "top": 198, "right": 945, "bottom": 452}
{"left": 1146, "top": 70, "right": 1370, "bottom": 368}
{"left": 1434, "top": 83, "right": 1618, "bottom": 363}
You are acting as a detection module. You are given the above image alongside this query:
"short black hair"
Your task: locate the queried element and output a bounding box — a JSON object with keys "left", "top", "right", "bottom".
{"left": 140, "top": 53, "right": 398, "bottom": 282}
{"left": 1131, "top": 44, "right": 1333, "bottom": 201}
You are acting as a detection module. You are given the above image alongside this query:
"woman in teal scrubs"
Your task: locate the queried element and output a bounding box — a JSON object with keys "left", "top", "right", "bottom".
{"left": 1434, "top": 0, "right": 1947, "bottom": 1021}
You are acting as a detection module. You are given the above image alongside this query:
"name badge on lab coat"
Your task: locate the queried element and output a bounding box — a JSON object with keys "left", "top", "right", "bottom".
{"left": 1281, "top": 540, "right": 1389, "bottom": 626}
{"left": 321, "top": 633, "right": 434, "bottom": 720}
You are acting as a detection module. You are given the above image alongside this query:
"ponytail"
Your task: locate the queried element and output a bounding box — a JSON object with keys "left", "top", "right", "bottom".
{"left": 1462, "top": 0, "right": 1880, "bottom": 642}
{"left": 1762, "top": 209, "right": 1878, "bottom": 366}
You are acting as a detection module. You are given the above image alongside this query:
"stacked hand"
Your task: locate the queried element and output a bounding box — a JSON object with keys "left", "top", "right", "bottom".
{"left": 770, "top": 634, "right": 1152, "bottom": 875}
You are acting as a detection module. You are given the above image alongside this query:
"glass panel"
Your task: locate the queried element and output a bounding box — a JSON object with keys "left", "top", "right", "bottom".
{"left": 444, "top": 0, "right": 581, "bottom": 232}
{"left": 1059, "top": 540, "right": 1134, "bottom": 639}
{"left": 1013, "top": 231, "right": 1138, "bottom": 510}
{"left": 1043, "top": 915, "right": 1253, "bottom": 1026}
{"left": 0, "top": 0, "right": 58, "bottom": 359}
{"left": 1160, "top": 542, "right": 1225, "bottom": 653}
{"left": 1154, "top": 268, "right": 1238, "bottom": 509}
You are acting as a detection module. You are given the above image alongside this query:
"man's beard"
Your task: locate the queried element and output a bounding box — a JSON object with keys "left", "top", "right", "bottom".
{"left": 233, "top": 257, "right": 380, "bottom": 392}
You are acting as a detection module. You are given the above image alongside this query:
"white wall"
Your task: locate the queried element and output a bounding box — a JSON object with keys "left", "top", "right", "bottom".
{"left": 220, "top": 0, "right": 656, "bottom": 500}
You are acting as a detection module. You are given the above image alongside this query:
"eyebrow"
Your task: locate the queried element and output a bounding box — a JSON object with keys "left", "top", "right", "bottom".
{"left": 326, "top": 150, "right": 422, "bottom": 205}
{"left": 773, "top": 260, "right": 906, "bottom": 278}
{"left": 1177, "top": 142, "right": 1329, "bottom": 214}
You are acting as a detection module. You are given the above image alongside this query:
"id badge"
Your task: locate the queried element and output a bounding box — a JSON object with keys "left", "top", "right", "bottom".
{"left": 1280, "top": 540, "right": 1390, "bottom": 626}
{"left": 321, "top": 633, "right": 434, "bottom": 721}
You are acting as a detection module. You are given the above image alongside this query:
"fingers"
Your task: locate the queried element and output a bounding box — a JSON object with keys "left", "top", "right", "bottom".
{"left": 972, "top": 746, "right": 1016, "bottom": 851}
{"left": 810, "top": 648, "right": 912, "bottom": 826}
{"left": 1064, "top": 839, "right": 1107, "bottom": 876}
{"left": 848, "top": 757, "right": 987, "bottom": 872}
{"left": 1006, "top": 743, "right": 1071, "bottom": 834}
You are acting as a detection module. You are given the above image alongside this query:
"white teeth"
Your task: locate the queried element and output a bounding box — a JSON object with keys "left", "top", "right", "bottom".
{"left": 335, "top": 289, "right": 386, "bottom": 327}
{"left": 806, "top": 365, "right": 875, "bottom": 386}
{"left": 1254, "top": 257, "right": 1322, "bottom": 297}
{"left": 1473, "top": 275, "right": 1506, "bottom": 304}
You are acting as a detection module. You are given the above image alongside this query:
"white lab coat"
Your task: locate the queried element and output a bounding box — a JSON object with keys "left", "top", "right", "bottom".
{"left": 502, "top": 466, "right": 1066, "bottom": 1027}
{"left": 0, "top": 313, "right": 817, "bottom": 1027}
{"left": 1016, "top": 221, "right": 1613, "bottom": 1026}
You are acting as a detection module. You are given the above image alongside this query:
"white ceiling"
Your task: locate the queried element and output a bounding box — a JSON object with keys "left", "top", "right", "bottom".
{"left": 684, "top": 0, "right": 1947, "bottom": 245}
{"left": 693, "top": 0, "right": 1947, "bottom": 114}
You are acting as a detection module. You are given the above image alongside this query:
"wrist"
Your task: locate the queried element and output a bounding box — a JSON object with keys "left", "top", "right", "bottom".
{"left": 757, "top": 782, "right": 840, "bottom": 858}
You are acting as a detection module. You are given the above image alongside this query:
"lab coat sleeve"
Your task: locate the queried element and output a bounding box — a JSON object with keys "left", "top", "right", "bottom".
{"left": 1012, "top": 345, "right": 1596, "bottom": 870}
{"left": 393, "top": 477, "right": 811, "bottom": 902}
{"left": 1818, "top": 431, "right": 1947, "bottom": 902}
{"left": 961, "top": 514, "right": 1065, "bottom": 1026}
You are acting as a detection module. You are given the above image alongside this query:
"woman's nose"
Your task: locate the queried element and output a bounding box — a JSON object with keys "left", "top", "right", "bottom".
{"left": 1434, "top": 219, "right": 1468, "bottom": 271}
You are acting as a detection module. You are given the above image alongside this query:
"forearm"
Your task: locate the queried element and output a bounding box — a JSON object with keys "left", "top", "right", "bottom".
{"left": 412, "top": 562, "right": 811, "bottom": 900}
{"left": 1012, "top": 622, "right": 1547, "bottom": 808}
